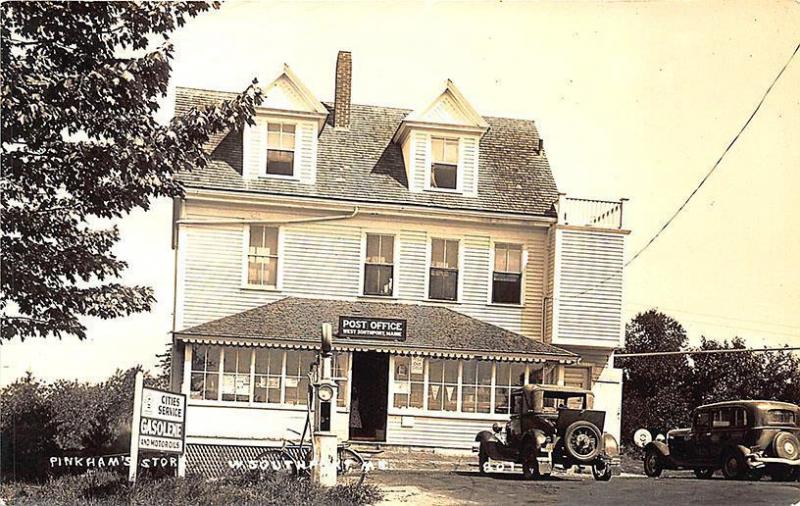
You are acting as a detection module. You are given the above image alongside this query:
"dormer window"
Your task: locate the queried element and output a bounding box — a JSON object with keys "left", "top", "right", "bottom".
{"left": 266, "top": 123, "right": 295, "bottom": 176}
{"left": 430, "top": 137, "right": 459, "bottom": 190}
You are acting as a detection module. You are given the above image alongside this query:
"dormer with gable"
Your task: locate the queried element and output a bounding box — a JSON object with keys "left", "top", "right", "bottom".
{"left": 393, "top": 80, "right": 489, "bottom": 196}
{"left": 241, "top": 65, "right": 328, "bottom": 184}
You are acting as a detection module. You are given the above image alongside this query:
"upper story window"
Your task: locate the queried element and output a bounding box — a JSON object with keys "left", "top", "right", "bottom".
{"left": 492, "top": 243, "right": 523, "bottom": 304}
{"left": 247, "top": 226, "right": 279, "bottom": 287}
{"left": 430, "top": 137, "right": 459, "bottom": 190}
{"left": 363, "top": 233, "right": 395, "bottom": 296}
{"left": 266, "top": 123, "right": 295, "bottom": 176}
{"left": 429, "top": 238, "right": 459, "bottom": 301}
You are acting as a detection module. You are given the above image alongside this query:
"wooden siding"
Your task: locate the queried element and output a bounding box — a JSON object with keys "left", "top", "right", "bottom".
{"left": 410, "top": 131, "right": 428, "bottom": 192}
{"left": 178, "top": 210, "right": 549, "bottom": 340}
{"left": 386, "top": 414, "right": 502, "bottom": 449}
{"left": 460, "top": 136, "right": 479, "bottom": 196}
{"left": 553, "top": 229, "right": 624, "bottom": 348}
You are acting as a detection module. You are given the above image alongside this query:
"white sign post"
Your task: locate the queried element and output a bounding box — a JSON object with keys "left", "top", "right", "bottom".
{"left": 128, "top": 371, "right": 187, "bottom": 483}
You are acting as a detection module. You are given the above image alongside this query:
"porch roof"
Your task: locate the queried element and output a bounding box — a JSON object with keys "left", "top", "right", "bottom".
{"left": 175, "top": 297, "right": 578, "bottom": 364}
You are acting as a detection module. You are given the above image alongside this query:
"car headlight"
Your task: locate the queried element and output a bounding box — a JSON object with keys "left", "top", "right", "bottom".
{"left": 602, "top": 433, "right": 620, "bottom": 457}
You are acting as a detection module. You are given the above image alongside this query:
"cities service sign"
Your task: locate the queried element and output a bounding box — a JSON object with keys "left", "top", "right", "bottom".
{"left": 138, "top": 387, "right": 186, "bottom": 454}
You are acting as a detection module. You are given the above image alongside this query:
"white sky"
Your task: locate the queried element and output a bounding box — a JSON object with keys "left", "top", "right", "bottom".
{"left": 3, "top": 0, "right": 799, "bottom": 386}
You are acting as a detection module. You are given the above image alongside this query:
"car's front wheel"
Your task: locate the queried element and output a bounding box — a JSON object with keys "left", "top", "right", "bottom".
{"left": 693, "top": 467, "right": 714, "bottom": 479}
{"left": 721, "top": 450, "right": 746, "bottom": 480}
{"left": 643, "top": 448, "right": 663, "bottom": 478}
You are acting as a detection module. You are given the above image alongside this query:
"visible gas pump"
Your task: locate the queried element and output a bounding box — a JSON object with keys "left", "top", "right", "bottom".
{"left": 311, "top": 323, "right": 338, "bottom": 486}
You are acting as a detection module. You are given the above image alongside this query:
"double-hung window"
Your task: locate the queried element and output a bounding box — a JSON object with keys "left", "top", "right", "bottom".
{"left": 429, "top": 238, "right": 459, "bottom": 301}
{"left": 462, "top": 360, "right": 492, "bottom": 414}
{"left": 266, "top": 123, "right": 295, "bottom": 176}
{"left": 221, "top": 347, "right": 252, "bottom": 402}
{"left": 247, "top": 226, "right": 279, "bottom": 287}
{"left": 284, "top": 350, "right": 315, "bottom": 406}
{"left": 392, "top": 356, "right": 425, "bottom": 409}
{"left": 253, "top": 348, "right": 282, "bottom": 404}
{"left": 494, "top": 362, "right": 527, "bottom": 414}
{"left": 492, "top": 243, "right": 523, "bottom": 304}
{"left": 190, "top": 345, "right": 220, "bottom": 401}
{"left": 430, "top": 137, "right": 458, "bottom": 190}
{"left": 427, "top": 359, "right": 459, "bottom": 412}
{"left": 363, "top": 234, "right": 394, "bottom": 296}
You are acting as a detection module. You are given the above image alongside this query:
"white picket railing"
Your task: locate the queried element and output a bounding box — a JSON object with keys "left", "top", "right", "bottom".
{"left": 557, "top": 196, "right": 626, "bottom": 229}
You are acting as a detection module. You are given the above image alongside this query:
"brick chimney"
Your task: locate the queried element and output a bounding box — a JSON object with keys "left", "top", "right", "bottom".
{"left": 333, "top": 51, "right": 352, "bottom": 129}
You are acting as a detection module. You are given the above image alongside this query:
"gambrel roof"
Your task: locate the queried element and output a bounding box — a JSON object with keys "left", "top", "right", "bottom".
{"left": 174, "top": 87, "right": 559, "bottom": 217}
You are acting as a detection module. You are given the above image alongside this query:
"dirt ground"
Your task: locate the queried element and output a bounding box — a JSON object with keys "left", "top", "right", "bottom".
{"left": 369, "top": 469, "right": 800, "bottom": 506}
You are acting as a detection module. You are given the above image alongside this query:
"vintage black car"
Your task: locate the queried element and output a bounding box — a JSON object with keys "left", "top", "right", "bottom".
{"left": 473, "top": 385, "right": 620, "bottom": 480}
{"left": 643, "top": 400, "right": 800, "bottom": 481}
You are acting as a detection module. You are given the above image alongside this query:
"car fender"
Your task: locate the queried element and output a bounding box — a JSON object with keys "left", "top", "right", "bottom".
{"left": 475, "top": 431, "right": 506, "bottom": 460}
{"left": 644, "top": 440, "right": 670, "bottom": 457}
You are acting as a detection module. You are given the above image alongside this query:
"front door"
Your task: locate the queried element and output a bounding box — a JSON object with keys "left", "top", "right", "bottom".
{"left": 349, "top": 352, "right": 389, "bottom": 441}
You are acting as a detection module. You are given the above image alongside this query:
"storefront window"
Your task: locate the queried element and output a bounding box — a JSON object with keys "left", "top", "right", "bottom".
{"left": 332, "top": 352, "right": 350, "bottom": 408}
{"left": 190, "top": 345, "right": 220, "bottom": 400}
{"left": 392, "top": 356, "right": 424, "bottom": 409}
{"left": 462, "top": 360, "right": 492, "bottom": 413}
{"left": 253, "top": 348, "right": 282, "bottom": 404}
{"left": 494, "top": 362, "right": 526, "bottom": 414}
{"left": 222, "top": 347, "right": 252, "bottom": 402}
{"left": 190, "top": 345, "right": 318, "bottom": 407}
{"left": 428, "top": 359, "right": 459, "bottom": 412}
{"left": 284, "top": 350, "right": 316, "bottom": 405}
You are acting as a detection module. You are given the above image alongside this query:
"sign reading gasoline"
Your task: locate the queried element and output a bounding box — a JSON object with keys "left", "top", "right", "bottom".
{"left": 138, "top": 387, "right": 186, "bottom": 454}
{"left": 338, "top": 316, "right": 407, "bottom": 341}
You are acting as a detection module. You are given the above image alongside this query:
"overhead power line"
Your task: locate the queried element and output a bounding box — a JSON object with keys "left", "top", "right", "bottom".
{"left": 557, "top": 40, "right": 800, "bottom": 303}
{"left": 614, "top": 346, "right": 800, "bottom": 359}
{"left": 624, "top": 40, "right": 800, "bottom": 268}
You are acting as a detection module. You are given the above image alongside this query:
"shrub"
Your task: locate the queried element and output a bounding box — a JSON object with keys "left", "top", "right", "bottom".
{"left": 0, "top": 471, "right": 382, "bottom": 506}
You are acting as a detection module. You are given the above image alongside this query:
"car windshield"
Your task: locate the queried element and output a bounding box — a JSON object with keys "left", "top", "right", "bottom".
{"left": 542, "top": 395, "right": 585, "bottom": 411}
{"left": 766, "top": 409, "right": 796, "bottom": 426}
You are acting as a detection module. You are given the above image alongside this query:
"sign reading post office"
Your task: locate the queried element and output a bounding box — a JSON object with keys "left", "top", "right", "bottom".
{"left": 338, "top": 316, "right": 407, "bottom": 341}
{"left": 138, "top": 387, "right": 186, "bottom": 454}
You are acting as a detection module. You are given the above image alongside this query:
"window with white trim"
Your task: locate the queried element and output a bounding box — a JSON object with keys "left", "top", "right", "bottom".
{"left": 221, "top": 347, "right": 252, "bottom": 402}
{"left": 430, "top": 137, "right": 458, "bottom": 190}
{"left": 266, "top": 123, "right": 295, "bottom": 176}
{"left": 492, "top": 243, "right": 523, "bottom": 304}
{"left": 247, "top": 226, "right": 279, "bottom": 287}
{"left": 284, "top": 350, "right": 316, "bottom": 406}
{"left": 190, "top": 345, "right": 220, "bottom": 401}
{"left": 461, "top": 359, "right": 492, "bottom": 414}
{"left": 363, "top": 234, "right": 394, "bottom": 296}
{"left": 429, "top": 238, "right": 459, "bottom": 301}
{"left": 190, "top": 345, "right": 320, "bottom": 407}
{"left": 494, "top": 362, "right": 527, "bottom": 414}
{"left": 332, "top": 353, "right": 350, "bottom": 408}
{"left": 254, "top": 348, "right": 282, "bottom": 404}
{"left": 392, "top": 356, "right": 424, "bottom": 409}
{"left": 427, "top": 358, "right": 459, "bottom": 412}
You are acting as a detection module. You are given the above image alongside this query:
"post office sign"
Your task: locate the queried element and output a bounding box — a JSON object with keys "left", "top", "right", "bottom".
{"left": 338, "top": 316, "right": 407, "bottom": 341}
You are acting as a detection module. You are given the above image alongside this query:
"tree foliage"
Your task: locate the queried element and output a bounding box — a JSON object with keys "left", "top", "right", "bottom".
{"left": 620, "top": 310, "right": 800, "bottom": 443}
{"left": 0, "top": 368, "right": 158, "bottom": 482}
{"left": 1, "top": 2, "right": 263, "bottom": 341}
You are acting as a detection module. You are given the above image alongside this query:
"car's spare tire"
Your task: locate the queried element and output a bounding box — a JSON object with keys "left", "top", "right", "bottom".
{"left": 564, "top": 420, "right": 602, "bottom": 462}
{"left": 772, "top": 432, "right": 800, "bottom": 460}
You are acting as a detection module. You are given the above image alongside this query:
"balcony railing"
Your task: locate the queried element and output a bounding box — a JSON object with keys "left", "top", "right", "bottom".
{"left": 557, "top": 195, "right": 627, "bottom": 229}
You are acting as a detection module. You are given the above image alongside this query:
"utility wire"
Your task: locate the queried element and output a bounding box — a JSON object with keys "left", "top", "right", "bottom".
{"left": 614, "top": 346, "right": 800, "bottom": 359}
{"left": 556, "top": 40, "right": 800, "bottom": 303}
{"left": 624, "top": 40, "right": 800, "bottom": 268}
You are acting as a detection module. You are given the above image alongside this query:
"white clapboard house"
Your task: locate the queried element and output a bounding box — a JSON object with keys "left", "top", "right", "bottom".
{"left": 169, "top": 51, "right": 629, "bottom": 475}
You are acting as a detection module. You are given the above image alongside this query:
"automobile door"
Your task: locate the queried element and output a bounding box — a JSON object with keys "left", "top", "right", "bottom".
{"left": 691, "top": 410, "right": 714, "bottom": 466}
{"left": 712, "top": 407, "right": 748, "bottom": 452}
